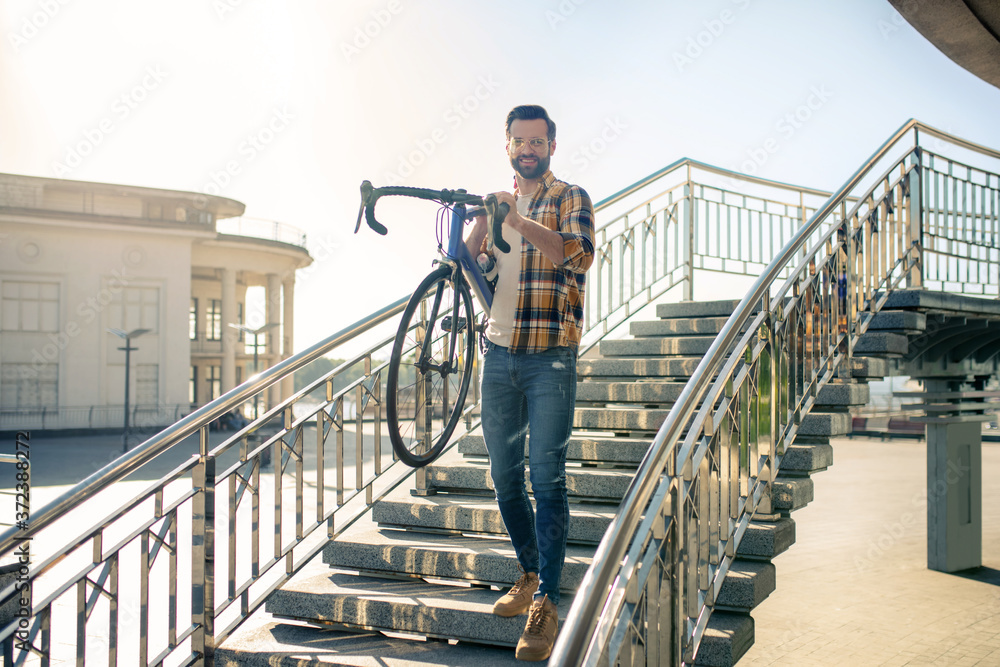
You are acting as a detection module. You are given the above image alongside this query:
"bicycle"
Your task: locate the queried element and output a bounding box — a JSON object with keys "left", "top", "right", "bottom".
{"left": 355, "top": 180, "right": 511, "bottom": 467}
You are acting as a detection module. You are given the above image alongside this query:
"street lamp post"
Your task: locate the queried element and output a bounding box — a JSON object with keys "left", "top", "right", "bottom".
{"left": 229, "top": 322, "right": 279, "bottom": 419}
{"left": 108, "top": 328, "right": 151, "bottom": 453}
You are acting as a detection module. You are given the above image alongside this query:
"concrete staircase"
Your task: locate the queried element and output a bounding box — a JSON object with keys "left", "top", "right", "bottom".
{"left": 217, "top": 299, "right": 910, "bottom": 666}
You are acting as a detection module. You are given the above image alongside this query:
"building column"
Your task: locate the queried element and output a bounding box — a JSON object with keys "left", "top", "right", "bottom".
{"left": 266, "top": 273, "right": 282, "bottom": 411}
{"left": 221, "top": 268, "right": 237, "bottom": 393}
{"left": 281, "top": 278, "right": 295, "bottom": 401}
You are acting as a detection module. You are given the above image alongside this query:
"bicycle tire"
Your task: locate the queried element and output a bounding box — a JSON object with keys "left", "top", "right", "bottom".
{"left": 386, "top": 266, "right": 476, "bottom": 467}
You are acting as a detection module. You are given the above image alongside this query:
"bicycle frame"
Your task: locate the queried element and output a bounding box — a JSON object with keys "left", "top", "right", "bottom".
{"left": 440, "top": 203, "right": 496, "bottom": 317}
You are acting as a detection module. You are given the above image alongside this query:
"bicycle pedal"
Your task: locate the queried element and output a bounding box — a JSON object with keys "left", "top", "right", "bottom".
{"left": 440, "top": 316, "right": 467, "bottom": 332}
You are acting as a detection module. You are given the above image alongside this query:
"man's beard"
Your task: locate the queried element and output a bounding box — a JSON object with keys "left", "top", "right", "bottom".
{"left": 511, "top": 153, "right": 550, "bottom": 180}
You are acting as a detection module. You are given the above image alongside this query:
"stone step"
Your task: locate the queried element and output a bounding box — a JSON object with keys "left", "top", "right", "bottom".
{"left": 263, "top": 563, "right": 768, "bottom": 659}
{"left": 849, "top": 355, "right": 890, "bottom": 377}
{"left": 656, "top": 300, "right": 742, "bottom": 319}
{"left": 374, "top": 492, "right": 793, "bottom": 561}
{"left": 573, "top": 406, "right": 848, "bottom": 436}
{"left": 579, "top": 354, "right": 889, "bottom": 381}
{"left": 576, "top": 380, "right": 688, "bottom": 405}
{"left": 323, "top": 529, "right": 593, "bottom": 591}
{"left": 771, "top": 476, "right": 813, "bottom": 512}
{"left": 425, "top": 462, "right": 634, "bottom": 501}
{"left": 694, "top": 611, "right": 754, "bottom": 667}
{"left": 815, "top": 381, "right": 870, "bottom": 407}
{"left": 868, "top": 309, "right": 927, "bottom": 333}
{"left": 372, "top": 494, "right": 616, "bottom": 545}
{"left": 578, "top": 355, "right": 704, "bottom": 379}
{"left": 855, "top": 331, "right": 908, "bottom": 355}
{"left": 457, "top": 433, "right": 652, "bottom": 465}
{"left": 265, "top": 570, "right": 565, "bottom": 647}
{"left": 797, "top": 411, "right": 851, "bottom": 437}
{"left": 426, "top": 461, "right": 808, "bottom": 516}
{"left": 630, "top": 316, "right": 730, "bottom": 337}
{"left": 780, "top": 442, "right": 833, "bottom": 475}
{"left": 573, "top": 406, "right": 671, "bottom": 432}
{"left": 716, "top": 561, "right": 775, "bottom": 612}
{"left": 323, "top": 528, "right": 775, "bottom": 615}
{"left": 216, "top": 617, "right": 522, "bottom": 666}
{"left": 736, "top": 517, "right": 795, "bottom": 560}
{"left": 600, "top": 336, "right": 717, "bottom": 357}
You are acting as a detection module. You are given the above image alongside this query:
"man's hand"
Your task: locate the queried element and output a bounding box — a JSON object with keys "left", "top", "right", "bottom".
{"left": 488, "top": 190, "right": 567, "bottom": 266}
{"left": 490, "top": 191, "right": 517, "bottom": 226}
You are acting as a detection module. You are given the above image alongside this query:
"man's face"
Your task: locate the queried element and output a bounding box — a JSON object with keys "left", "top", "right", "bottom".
{"left": 507, "top": 118, "right": 555, "bottom": 181}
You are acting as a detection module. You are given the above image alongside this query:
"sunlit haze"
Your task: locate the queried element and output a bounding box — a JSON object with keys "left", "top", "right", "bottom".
{"left": 3, "top": 0, "right": 999, "bottom": 351}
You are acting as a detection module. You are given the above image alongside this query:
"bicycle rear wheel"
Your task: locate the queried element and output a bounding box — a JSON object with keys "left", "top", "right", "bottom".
{"left": 387, "top": 266, "right": 476, "bottom": 467}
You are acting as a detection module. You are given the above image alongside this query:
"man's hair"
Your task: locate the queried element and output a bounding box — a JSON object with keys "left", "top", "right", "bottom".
{"left": 505, "top": 105, "right": 556, "bottom": 141}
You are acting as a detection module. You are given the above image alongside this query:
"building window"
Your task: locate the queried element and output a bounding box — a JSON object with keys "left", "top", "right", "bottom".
{"left": 0, "top": 363, "right": 58, "bottom": 409}
{"left": 207, "top": 299, "right": 222, "bottom": 341}
{"left": 110, "top": 286, "right": 159, "bottom": 333}
{"left": 135, "top": 364, "right": 158, "bottom": 406}
{"left": 1, "top": 281, "right": 59, "bottom": 332}
{"left": 190, "top": 298, "right": 199, "bottom": 340}
{"left": 236, "top": 302, "right": 244, "bottom": 342}
{"left": 207, "top": 365, "right": 221, "bottom": 401}
{"left": 189, "top": 365, "right": 198, "bottom": 405}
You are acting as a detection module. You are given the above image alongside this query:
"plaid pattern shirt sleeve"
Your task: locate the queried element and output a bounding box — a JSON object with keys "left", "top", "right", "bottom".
{"left": 510, "top": 170, "right": 595, "bottom": 352}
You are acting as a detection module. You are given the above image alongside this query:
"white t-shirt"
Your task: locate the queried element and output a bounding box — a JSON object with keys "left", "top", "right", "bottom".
{"left": 484, "top": 194, "right": 530, "bottom": 347}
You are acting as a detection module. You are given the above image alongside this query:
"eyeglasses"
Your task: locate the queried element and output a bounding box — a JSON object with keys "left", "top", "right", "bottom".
{"left": 508, "top": 137, "right": 550, "bottom": 153}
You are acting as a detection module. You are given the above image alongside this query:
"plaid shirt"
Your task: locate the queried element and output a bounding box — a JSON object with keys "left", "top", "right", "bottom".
{"left": 508, "top": 170, "right": 595, "bottom": 352}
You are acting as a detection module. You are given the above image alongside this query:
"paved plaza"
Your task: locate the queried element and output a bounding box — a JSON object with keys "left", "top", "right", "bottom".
{"left": 2, "top": 431, "right": 998, "bottom": 665}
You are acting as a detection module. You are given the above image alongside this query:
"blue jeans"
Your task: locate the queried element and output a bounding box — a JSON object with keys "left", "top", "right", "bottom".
{"left": 481, "top": 342, "right": 577, "bottom": 605}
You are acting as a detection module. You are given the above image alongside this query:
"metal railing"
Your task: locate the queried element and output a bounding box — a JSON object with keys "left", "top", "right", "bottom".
{"left": 5, "top": 120, "right": 994, "bottom": 665}
{"left": 0, "top": 404, "right": 187, "bottom": 432}
{"left": 215, "top": 216, "right": 308, "bottom": 249}
{"left": 0, "top": 300, "right": 419, "bottom": 664}
{"left": 551, "top": 120, "right": 1000, "bottom": 665}
{"left": 581, "top": 158, "right": 842, "bottom": 349}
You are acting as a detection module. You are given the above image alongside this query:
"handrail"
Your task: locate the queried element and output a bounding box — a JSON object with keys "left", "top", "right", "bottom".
{"left": 0, "top": 296, "right": 406, "bottom": 554}
{"left": 593, "top": 157, "right": 840, "bottom": 210}
{"left": 6, "top": 117, "right": 995, "bottom": 665}
{"left": 552, "top": 118, "right": 1000, "bottom": 664}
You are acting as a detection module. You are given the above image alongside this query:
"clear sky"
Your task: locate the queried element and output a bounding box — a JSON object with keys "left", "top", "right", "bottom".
{"left": 2, "top": 0, "right": 999, "bottom": 351}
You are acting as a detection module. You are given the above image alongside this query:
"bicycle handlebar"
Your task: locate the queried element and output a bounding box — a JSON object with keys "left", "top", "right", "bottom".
{"left": 356, "top": 180, "right": 511, "bottom": 253}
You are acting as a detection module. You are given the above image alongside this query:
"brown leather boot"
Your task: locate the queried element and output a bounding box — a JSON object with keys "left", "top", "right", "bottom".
{"left": 515, "top": 594, "right": 558, "bottom": 661}
{"left": 493, "top": 571, "right": 539, "bottom": 617}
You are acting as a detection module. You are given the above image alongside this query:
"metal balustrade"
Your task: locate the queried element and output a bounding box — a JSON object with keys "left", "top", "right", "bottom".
{"left": 2, "top": 120, "right": 996, "bottom": 665}
{"left": 551, "top": 120, "right": 1000, "bottom": 665}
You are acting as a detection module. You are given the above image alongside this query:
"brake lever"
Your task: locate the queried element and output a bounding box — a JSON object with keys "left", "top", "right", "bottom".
{"left": 355, "top": 180, "right": 387, "bottom": 235}
{"left": 485, "top": 194, "right": 511, "bottom": 253}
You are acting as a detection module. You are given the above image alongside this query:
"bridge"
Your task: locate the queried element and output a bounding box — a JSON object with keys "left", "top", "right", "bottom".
{"left": 1, "top": 120, "right": 998, "bottom": 665}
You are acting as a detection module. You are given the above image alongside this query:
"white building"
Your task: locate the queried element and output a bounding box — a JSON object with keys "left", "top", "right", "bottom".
{"left": 0, "top": 172, "right": 312, "bottom": 433}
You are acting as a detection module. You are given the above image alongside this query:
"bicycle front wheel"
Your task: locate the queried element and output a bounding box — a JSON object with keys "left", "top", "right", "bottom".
{"left": 387, "top": 266, "right": 476, "bottom": 467}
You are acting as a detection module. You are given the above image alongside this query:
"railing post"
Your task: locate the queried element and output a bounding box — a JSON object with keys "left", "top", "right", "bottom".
{"left": 191, "top": 426, "right": 216, "bottom": 665}
{"left": 682, "top": 166, "right": 694, "bottom": 301}
{"left": 907, "top": 147, "right": 924, "bottom": 288}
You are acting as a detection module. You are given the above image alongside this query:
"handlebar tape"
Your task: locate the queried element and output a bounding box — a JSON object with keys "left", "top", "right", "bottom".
{"left": 485, "top": 195, "right": 511, "bottom": 254}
